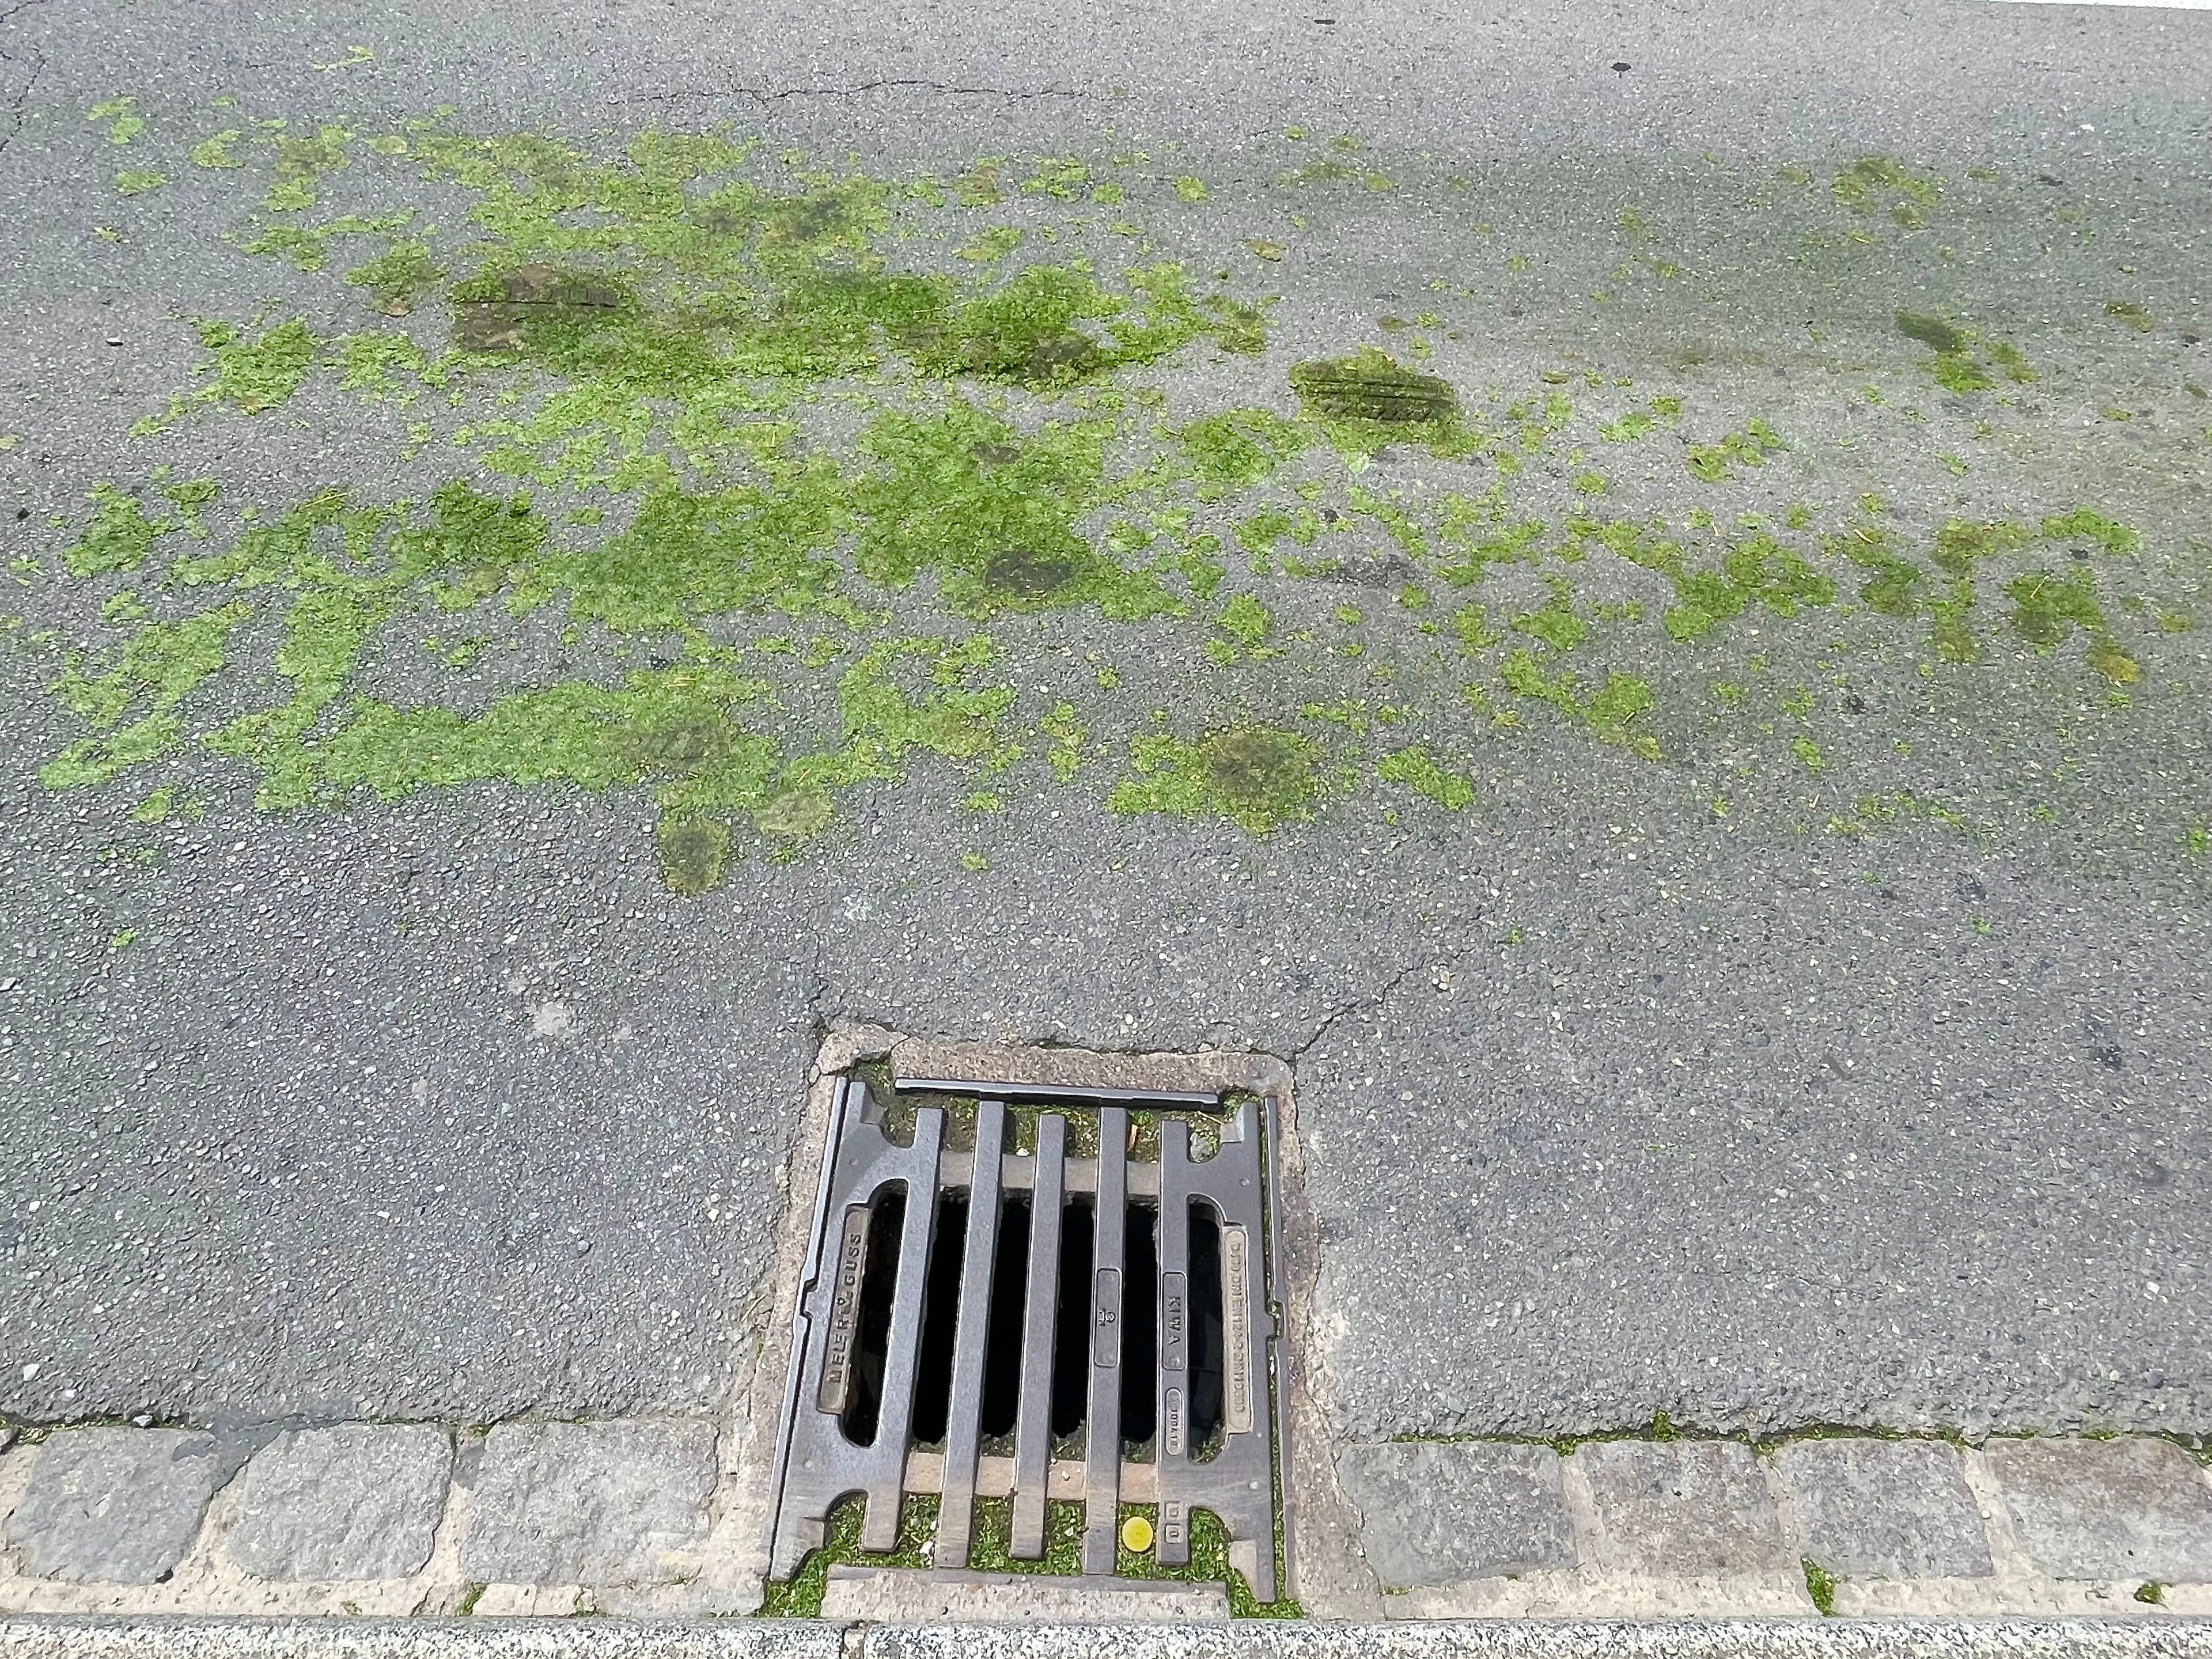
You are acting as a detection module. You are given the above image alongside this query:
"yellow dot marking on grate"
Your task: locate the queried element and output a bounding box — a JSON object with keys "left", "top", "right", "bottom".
{"left": 1121, "top": 1514, "right": 1154, "bottom": 1555}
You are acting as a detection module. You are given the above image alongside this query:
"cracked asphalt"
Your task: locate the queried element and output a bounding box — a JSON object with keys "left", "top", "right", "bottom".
{"left": 2, "top": 0, "right": 2209, "bottom": 1448}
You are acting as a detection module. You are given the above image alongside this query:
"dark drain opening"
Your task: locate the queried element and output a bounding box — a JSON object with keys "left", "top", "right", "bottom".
{"left": 1050, "top": 1196, "right": 1095, "bottom": 1438}
{"left": 911, "top": 1191, "right": 969, "bottom": 1446}
{"left": 1121, "top": 1202, "right": 1158, "bottom": 1450}
{"left": 1188, "top": 1201, "right": 1225, "bottom": 1460}
{"left": 978, "top": 1194, "right": 1032, "bottom": 1441}
{"left": 839, "top": 1184, "right": 908, "bottom": 1447}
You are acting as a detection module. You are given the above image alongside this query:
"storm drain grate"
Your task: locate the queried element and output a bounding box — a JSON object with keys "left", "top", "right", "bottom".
{"left": 766, "top": 1069, "right": 1291, "bottom": 1600}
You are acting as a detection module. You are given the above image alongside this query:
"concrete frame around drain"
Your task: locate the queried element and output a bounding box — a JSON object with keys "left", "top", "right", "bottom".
{"left": 715, "top": 1021, "right": 1381, "bottom": 1620}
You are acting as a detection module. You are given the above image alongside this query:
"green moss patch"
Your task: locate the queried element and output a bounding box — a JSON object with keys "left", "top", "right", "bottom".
{"left": 1111, "top": 725, "right": 1333, "bottom": 834}
{"left": 1290, "top": 346, "right": 1458, "bottom": 427}
{"left": 1895, "top": 310, "right": 2035, "bottom": 393}
{"left": 1832, "top": 155, "right": 1940, "bottom": 228}
{"left": 29, "top": 107, "right": 2197, "bottom": 880}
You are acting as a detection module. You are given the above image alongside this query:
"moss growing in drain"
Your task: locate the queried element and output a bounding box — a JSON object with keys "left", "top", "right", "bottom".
{"left": 964, "top": 1494, "right": 1086, "bottom": 1575}
{"left": 757, "top": 1492, "right": 938, "bottom": 1618}
{"left": 765, "top": 1492, "right": 1294, "bottom": 1617}
{"left": 1802, "top": 1556, "right": 1838, "bottom": 1616}
{"left": 1104, "top": 1503, "right": 1301, "bottom": 1616}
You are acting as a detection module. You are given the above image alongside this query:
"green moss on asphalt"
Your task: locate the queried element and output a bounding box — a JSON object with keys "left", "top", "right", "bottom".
{"left": 28, "top": 109, "right": 2196, "bottom": 880}
{"left": 1111, "top": 725, "right": 1334, "bottom": 834}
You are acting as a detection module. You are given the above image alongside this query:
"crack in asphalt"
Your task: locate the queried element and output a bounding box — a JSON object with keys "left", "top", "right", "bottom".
{"left": 801, "top": 943, "right": 831, "bottom": 1040}
{"left": 1289, "top": 956, "right": 1428, "bottom": 1067}
{"left": 631, "top": 77, "right": 1088, "bottom": 107}
{"left": 0, "top": 43, "right": 42, "bottom": 160}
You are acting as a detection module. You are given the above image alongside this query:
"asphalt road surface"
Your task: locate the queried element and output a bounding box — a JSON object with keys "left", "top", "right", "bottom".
{"left": 1, "top": 0, "right": 2207, "bottom": 1444}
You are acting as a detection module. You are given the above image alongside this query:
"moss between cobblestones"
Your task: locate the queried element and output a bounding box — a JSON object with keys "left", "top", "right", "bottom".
{"left": 1801, "top": 1557, "right": 1838, "bottom": 1616}
{"left": 1387, "top": 1418, "right": 2000, "bottom": 1456}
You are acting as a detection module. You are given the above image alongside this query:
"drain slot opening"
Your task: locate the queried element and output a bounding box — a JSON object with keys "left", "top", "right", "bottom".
{"left": 978, "top": 1194, "right": 1031, "bottom": 1442}
{"left": 911, "top": 1191, "right": 969, "bottom": 1447}
{"left": 839, "top": 1184, "right": 908, "bottom": 1448}
{"left": 1050, "top": 1196, "right": 1096, "bottom": 1441}
{"left": 1188, "top": 1200, "right": 1225, "bottom": 1460}
{"left": 1120, "top": 1202, "right": 1159, "bottom": 1452}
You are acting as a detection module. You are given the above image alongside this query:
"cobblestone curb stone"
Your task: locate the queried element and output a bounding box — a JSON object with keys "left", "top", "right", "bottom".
{"left": 1330, "top": 1434, "right": 2212, "bottom": 1619}
{"left": 3, "top": 1417, "right": 2210, "bottom": 1620}
{"left": 1577, "top": 1441, "right": 1791, "bottom": 1577}
{"left": 1337, "top": 1442, "right": 1575, "bottom": 1587}
{"left": 0, "top": 1623, "right": 843, "bottom": 1659}
{"left": 8, "top": 1619, "right": 2212, "bottom": 1659}
{"left": 225, "top": 1426, "right": 452, "bottom": 1584}
{"left": 3, "top": 1431, "right": 218, "bottom": 1586}
{"left": 1987, "top": 1439, "right": 2212, "bottom": 1584}
{"left": 1772, "top": 1438, "right": 1992, "bottom": 1581}
{"left": 460, "top": 1421, "right": 718, "bottom": 1589}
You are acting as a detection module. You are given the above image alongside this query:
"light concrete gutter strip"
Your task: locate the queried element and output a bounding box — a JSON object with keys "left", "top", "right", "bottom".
{"left": 10, "top": 1623, "right": 2212, "bottom": 1659}
{"left": 879, "top": 1622, "right": 2212, "bottom": 1657}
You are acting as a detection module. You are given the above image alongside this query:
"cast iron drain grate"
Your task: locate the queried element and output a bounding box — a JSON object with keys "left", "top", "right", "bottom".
{"left": 766, "top": 1067, "right": 1291, "bottom": 1600}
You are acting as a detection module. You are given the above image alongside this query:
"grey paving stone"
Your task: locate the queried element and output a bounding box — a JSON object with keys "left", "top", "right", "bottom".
{"left": 1773, "top": 1438, "right": 1993, "bottom": 1579}
{"left": 1986, "top": 1436, "right": 2212, "bottom": 1581}
{"left": 1575, "top": 1440, "right": 1789, "bottom": 1575}
{"left": 3, "top": 1427, "right": 218, "bottom": 1583}
{"left": 0, "top": 1624, "right": 846, "bottom": 1659}
{"left": 1336, "top": 1440, "right": 1574, "bottom": 1588}
{"left": 460, "top": 1418, "right": 717, "bottom": 1585}
{"left": 225, "top": 1423, "right": 453, "bottom": 1581}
